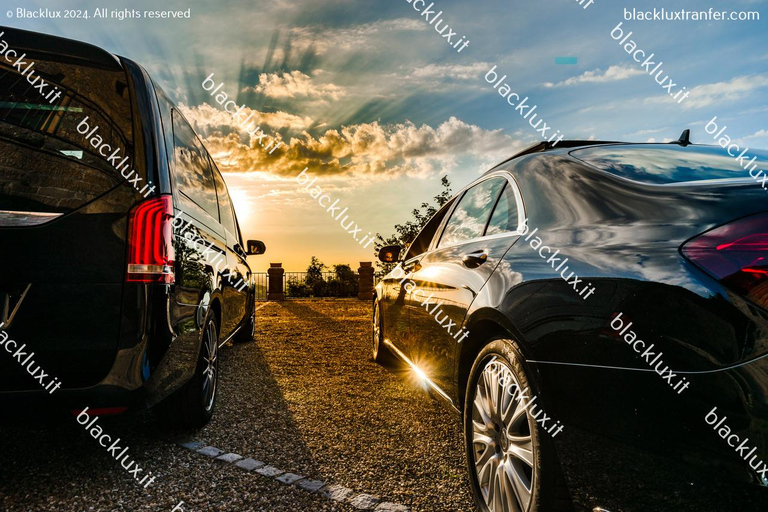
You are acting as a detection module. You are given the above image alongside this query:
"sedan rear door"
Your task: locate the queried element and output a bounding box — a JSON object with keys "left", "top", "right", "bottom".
{"left": 407, "top": 175, "right": 525, "bottom": 395}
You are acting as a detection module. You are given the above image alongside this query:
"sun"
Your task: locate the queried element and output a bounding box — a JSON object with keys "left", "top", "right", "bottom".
{"left": 228, "top": 187, "right": 253, "bottom": 227}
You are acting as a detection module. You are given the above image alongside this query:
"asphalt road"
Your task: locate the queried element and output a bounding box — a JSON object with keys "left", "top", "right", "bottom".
{"left": 0, "top": 299, "right": 474, "bottom": 512}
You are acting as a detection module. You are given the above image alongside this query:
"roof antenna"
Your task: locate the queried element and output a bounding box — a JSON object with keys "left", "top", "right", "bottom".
{"left": 676, "top": 129, "right": 691, "bottom": 146}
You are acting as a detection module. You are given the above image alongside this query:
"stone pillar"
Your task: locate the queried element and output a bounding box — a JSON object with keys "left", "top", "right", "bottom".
{"left": 267, "top": 263, "right": 285, "bottom": 300}
{"left": 358, "top": 262, "right": 374, "bottom": 301}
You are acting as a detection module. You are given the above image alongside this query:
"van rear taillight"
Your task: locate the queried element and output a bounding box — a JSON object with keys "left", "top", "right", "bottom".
{"left": 126, "top": 195, "right": 175, "bottom": 284}
{"left": 681, "top": 212, "right": 768, "bottom": 309}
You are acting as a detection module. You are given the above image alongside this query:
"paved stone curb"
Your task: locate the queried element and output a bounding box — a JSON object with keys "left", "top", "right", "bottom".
{"left": 216, "top": 453, "right": 243, "bottom": 463}
{"left": 196, "top": 446, "right": 223, "bottom": 458}
{"left": 375, "top": 503, "right": 409, "bottom": 511}
{"left": 296, "top": 478, "right": 325, "bottom": 493}
{"left": 276, "top": 472, "right": 305, "bottom": 484}
{"left": 176, "top": 439, "right": 410, "bottom": 511}
{"left": 349, "top": 493, "right": 379, "bottom": 509}
{"left": 234, "top": 458, "right": 265, "bottom": 471}
{"left": 255, "top": 465, "right": 284, "bottom": 477}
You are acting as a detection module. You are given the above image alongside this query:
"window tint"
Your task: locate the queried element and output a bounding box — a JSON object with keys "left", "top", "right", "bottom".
{"left": 438, "top": 178, "right": 506, "bottom": 248}
{"left": 212, "top": 161, "right": 236, "bottom": 235}
{"left": 171, "top": 111, "right": 218, "bottom": 219}
{"left": 405, "top": 198, "right": 455, "bottom": 260}
{"left": 486, "top": 183, "right": 519, "bottom": 235}
{"left": 0, "top": 53, "right": 133, "bottom": 217}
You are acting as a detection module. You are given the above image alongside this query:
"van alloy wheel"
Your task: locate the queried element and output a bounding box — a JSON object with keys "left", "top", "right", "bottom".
{"left": 202, "top": 320, "right": 218, "bottom": 413}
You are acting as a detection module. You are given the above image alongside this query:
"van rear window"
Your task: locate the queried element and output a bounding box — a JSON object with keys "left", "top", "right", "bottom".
{"left": 571, "top": 144, "right": 768, "bottom": 184}
{"left": 0, "top": 45, "right": 133, "bottom": 221}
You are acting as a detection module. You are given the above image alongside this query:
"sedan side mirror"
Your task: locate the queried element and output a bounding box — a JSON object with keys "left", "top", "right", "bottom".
{"left": 378, "top": 245, "right": 402, "bottom": 263}
{"left": 246, "top": 240, "right": 266, "bottom": 256}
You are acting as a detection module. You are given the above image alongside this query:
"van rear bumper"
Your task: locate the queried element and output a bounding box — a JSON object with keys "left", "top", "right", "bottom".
{"left": 0, "top": 284, "right": 203, "bottom": 412}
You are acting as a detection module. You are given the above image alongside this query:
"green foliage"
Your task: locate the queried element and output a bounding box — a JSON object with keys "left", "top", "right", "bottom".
{"left": 287, "top": 257, "right": 359, "bottom": 298}
{"left": 374, "top": 175, "right": 452, "bottom": 275}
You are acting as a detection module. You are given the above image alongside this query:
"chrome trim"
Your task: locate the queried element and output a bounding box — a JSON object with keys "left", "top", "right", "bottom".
{"left": 432, "top": 171, "right": 527, "bottom": 251}
{"left": 0, "top": 210, "right": 63, "bottom": 227}
{"left": 529, "top": 351, "right": 768, "bottom": 375}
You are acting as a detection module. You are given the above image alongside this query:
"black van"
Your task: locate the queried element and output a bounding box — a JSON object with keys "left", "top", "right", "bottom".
{"left": 0, "top": 27, "right": 265, "bottom": 428}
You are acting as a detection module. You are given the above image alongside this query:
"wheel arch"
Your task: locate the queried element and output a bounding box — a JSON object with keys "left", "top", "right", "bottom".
{"left": 456, "top": 307, "right": 531, "bottom": 412}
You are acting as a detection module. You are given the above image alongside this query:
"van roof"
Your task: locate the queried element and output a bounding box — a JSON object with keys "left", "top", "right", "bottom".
{"left": 0, "top": 26, "right": 122, "bottom": 70}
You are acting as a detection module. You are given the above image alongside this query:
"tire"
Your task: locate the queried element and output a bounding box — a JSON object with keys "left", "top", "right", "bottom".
{"left": 233, "top": 310, "right": 255, "bottom": 343}
{"left": 464, "top": 338, "right": 572, "bottom": 512}
{"left": 158, "top": 313, "right": 220, "bottom": 429}
{"left": 372, "top": 300, "right": 395, "bottom": 365}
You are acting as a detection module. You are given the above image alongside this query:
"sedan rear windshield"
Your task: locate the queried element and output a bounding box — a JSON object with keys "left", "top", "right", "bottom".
{"left": 571, "top": 144, "right": 768, "bottom": 184}
{"left": 0, "top": 42, "right": 133, "bottom": 222}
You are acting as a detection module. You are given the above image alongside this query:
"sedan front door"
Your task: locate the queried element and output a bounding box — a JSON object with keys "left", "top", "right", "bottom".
{"left": 407, "top": 175, "right": 525, "bottom": 396}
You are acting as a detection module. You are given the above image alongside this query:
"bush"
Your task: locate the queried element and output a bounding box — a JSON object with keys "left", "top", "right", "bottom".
{"left": 287, "top": 258, "right": 359, "bottom": 298}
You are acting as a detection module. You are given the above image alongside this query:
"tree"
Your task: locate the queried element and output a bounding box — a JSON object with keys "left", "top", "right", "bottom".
{"left": 374, "top": 175, "right": 452, "bottom": 275}
{"left": 305, "top": 256, "right": 327, "bottom": 296}
{"left": 328, "top": 264, "right": 358, "bottom": 297}
{"left": 286, "top": 258, "right": 359, "bottom": 298}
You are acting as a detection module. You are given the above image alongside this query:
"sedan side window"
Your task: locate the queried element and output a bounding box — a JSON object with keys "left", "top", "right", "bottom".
{"left": 438, "top": 178, "right": 506, "bottom": 248}
{"left": 485, "top": 182, "right": 520, "bottom": 235}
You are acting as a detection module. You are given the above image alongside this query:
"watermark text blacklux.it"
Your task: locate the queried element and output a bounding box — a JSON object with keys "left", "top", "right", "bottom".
{"left": 296, "top": 168, "right": 375, "bottom": 249}
{"left": 706, "top": 407, "right": 767, "bottom": 483}
{"left": 573, "top": 0, "right": 595, "bottom": 10}
{"left": 389, "top": 265, "right": 470, "bottom": 343}
{"left": 0, "top": 324, "right": 62, "bottom": 394}
{"left": 487, "top": 360, "right": 564, "bottom": 437}
{"left": 202, "top": 73, "right": 283, "bottom": 155}
{"left": 706, "top": 116, "right": 768, "bottom": 192}
{"left": 77, "top": 117, "right": 156, "bottom": 198}
{"left": 485, "top": 66, "right": 564, "bottom": 146}
{"left": 610, "top": 312, "right": 690, "bottom": 394}
{"left": 611, "top": 22, "right": 689, "bottom": 104}
{"left": 77, "top": 407, "right": 157, "bottom": 488}
{"left": 521, "top": 222, "right": 596, "bottom": 299}
{"left": 404, "top": 0, "right": 469, "bottom": 53}
{"left": 172, "top": 214, "right": 249, "bottom": 292}
{"left": 0, "top": 31, "right": 63, "bottom": 104}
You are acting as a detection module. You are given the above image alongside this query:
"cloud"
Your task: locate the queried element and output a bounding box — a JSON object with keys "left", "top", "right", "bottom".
{"left": 288, "top": 18, "right": 426, "bottom": 54}
{"left": 407, "top": 63, "right": 493, "bottom": 81}
{"left": 180, "top": 105, "right": 525, "bottom": 181}
{"left": 248, "top": 70, "right": 346, "bottom": 101}
{"left": 543, "top": 65, "right": 644, "bottom": 88}
{"left": 681, "top": 74, "right": 768, "bottom": 109}
{"left": 180, "top": 103, "right": 316, "bottom": 133}
{"left": 644, "top": 73, "right": 768, "bottom": 110}
{"left": 734, "top": 129, "right": 768, "bottom": 148}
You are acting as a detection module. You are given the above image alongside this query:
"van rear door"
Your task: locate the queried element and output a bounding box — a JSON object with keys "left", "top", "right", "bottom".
{"left": 0, "top": 28, "right": 138, "bottom": 390}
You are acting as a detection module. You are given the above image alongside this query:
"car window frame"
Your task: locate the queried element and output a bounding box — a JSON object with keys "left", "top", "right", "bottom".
{"left": 402, "top": 196, "right": 458, "bottom": 262}
{"left": 431, "top": 172, "right": 526, "bottom": 252}
{"left": 484, "top": 181, "right": 520, "bottom": 237}
{"left": 170, "top": 108, "right": 220, "bottom": 223}
{"left": 210, "top": 156, "right": 237, "bottom": 239}
{"left": 233, "top": 211, "right": 246, "bottom": 252}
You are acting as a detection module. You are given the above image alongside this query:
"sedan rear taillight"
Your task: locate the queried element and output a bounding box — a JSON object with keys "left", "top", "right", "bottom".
{"left": 681, "top": 212, "right": 768, "bottom": 309}
{"left": 126, "top": 195, "right": 175, "bottom": 284}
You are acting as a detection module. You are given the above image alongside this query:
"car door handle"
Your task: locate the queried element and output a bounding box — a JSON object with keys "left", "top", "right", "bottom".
{"left": 403, "top": 260, "right": 421, "bottom": 273}
{"left": 462, "top": 251, "right": 488, "bottom": 268}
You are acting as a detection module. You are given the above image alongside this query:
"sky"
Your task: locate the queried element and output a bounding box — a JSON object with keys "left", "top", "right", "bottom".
{"left": 6, "top": 0, "right": 768, "bottom": 270}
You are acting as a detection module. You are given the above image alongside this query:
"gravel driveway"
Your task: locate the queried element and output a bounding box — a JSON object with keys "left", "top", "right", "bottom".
{"left": 0, "top": 299, "right": 473, "bottom": 512}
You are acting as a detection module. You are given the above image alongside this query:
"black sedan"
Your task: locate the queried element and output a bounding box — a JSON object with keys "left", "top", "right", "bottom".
{"left": 373, "top": 137, "right": 768, "bottom": 512}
